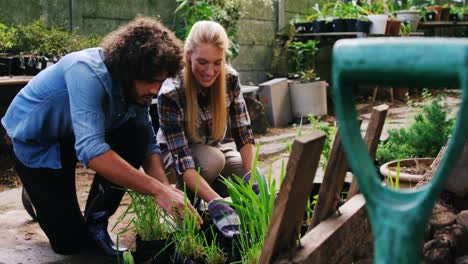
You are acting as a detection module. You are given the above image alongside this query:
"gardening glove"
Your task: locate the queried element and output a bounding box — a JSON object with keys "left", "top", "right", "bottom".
{"left": 241, "top": 167, "right": 262, "bottom": 195}
{"left": 207, "top": 199, "right": 240, "bottom": 239}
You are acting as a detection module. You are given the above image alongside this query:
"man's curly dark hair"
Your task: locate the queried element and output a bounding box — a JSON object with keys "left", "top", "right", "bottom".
{"left": 101, "top": 17, "right": 183, "bottom": 95}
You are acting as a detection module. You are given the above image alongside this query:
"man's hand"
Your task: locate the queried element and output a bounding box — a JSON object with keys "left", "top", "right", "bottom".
{"left": 153, "top": 185, "right": 203, "bottom": 225}
{"left": 207, "top": 199, "right": 241, "bottom": 239}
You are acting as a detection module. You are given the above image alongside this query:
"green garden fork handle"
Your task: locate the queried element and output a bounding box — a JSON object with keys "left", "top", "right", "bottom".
{"left": 332, "top": 38, "right": 468, "bottom": 264}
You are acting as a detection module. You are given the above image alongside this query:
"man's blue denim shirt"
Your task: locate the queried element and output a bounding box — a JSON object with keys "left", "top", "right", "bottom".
{"left": 1, "top": 48, "right": 160, "bottom": 169}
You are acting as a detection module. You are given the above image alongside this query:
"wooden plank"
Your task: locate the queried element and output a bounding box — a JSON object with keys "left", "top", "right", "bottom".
{"left": 0, "top": 76, "right": 33, "bottom": 86}
{"left": 309, "top": 120, "right": 363, "bottom": 230}
{"left": 308, "top": 129, "right": 349, "bottom": 230}
{"left": 276, "top": 194, "right": 371, "bottom": 264}
{"left": 259, "top": 131, "right": 326, "bottom": 264}
{"left": 347, "top": 104, "right": 389, "bottom": 199}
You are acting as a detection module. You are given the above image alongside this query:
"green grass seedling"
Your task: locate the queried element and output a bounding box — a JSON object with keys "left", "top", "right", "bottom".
{"left": 221, "top": 144, "right": 279, "bottom": 264}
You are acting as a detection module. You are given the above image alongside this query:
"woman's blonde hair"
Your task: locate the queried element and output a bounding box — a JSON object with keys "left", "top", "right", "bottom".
{"left": 184, "top": 21, "right": 229, "bottom": 142}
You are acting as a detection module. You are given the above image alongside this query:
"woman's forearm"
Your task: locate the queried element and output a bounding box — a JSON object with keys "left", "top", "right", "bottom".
{"left": 240, "top": 143, "right": 255, "bottom": 172}
{"left": 182, "top": 168, "right": 221, "bottom": 203}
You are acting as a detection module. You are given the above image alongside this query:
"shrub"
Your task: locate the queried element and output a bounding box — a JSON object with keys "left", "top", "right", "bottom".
{"left": 0, "top": 17, "right": 100, "bottom": 58}
{"left": 376, "top": 96, "right": 454, "bottom": 164}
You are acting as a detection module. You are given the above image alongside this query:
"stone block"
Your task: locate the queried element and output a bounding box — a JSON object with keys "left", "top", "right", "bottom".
{"left": 258, "top": 78, "right": 292, "bottom": 127}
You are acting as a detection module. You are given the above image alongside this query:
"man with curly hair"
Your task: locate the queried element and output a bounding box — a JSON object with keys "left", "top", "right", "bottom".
{"left": 1, "top": 17, "right": 200, "bottom": 256}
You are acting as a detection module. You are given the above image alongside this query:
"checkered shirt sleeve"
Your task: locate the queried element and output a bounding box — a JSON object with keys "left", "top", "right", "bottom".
{"left": 228, "top": 74, "right": 255, "bottom": 150}
{"left": 157, "top": 92, "right": 195, "bottom": 175}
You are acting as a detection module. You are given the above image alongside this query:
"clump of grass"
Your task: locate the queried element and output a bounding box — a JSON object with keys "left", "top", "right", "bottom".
{"left": 221, "top": 144, "right": 281, "bottom": 264}
{"left": 386, "top": 159, "right": 401, "bottom": 189}
{"left": 113, "top": 190, "right": 174, "bottom": 242}
{"left": 172, "top": 180, "right": 225, "bottom": 263}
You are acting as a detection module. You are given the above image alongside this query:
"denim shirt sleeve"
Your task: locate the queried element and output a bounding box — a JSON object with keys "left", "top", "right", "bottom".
{"left": 64, "top": 61, "right": 111, "bottom": 166}
{"left": 134, "top": 107, "right": 161, "bottom": 156}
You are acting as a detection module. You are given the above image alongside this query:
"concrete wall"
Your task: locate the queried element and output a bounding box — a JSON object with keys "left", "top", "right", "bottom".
{"left": 0, "top": 0, "right": 176, "bottom": 34}
{"left": 0, "top": 0, "right": 312, "bottom": 84}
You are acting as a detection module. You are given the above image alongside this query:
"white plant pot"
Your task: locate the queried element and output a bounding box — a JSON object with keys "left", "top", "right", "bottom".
{"left": 379, "top": 158, "right": 434, "bottom": 188}
{"left": 396, "top": 10, "right": 421, "bottom": 32}
{"left": 367, "top": 14, "right": 388, "bottom": 35}
{"left": 289, "top": 80, "right": 327, "bottom": 118}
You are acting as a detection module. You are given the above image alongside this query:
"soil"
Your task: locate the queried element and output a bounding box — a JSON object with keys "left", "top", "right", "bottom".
{"left": 388, "top": 162, "right": 431, "bottom": 175}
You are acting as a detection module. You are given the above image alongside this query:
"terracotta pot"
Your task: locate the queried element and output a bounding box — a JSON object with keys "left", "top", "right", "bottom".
{"left": 441, "top": 7, "right": 451, "bottom": 21}
{"left": 385, "top": 19, "right": 402, "bottom": 36}
{"left": 426, "top": 6, "right": 443, "bottom": 21}
{"left": 380, "top": 158, "right": 434, "bottom": 188}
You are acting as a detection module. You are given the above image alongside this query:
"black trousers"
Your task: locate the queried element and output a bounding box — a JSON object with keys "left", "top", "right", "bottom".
{"left": 14, "top": 120, "right": 149, "bottom": 254}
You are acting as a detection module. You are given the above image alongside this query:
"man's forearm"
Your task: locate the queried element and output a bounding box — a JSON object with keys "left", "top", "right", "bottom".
{"left": 143, "top": 153, "right": 170, "bottom": 185}
{"left": 88, "top": 150, "right": 165, "bottom": 196}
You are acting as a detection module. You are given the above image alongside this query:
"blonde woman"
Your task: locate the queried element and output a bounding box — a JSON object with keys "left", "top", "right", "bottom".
{"left": 157, "top": 21, "right": 256, "bottom": 239}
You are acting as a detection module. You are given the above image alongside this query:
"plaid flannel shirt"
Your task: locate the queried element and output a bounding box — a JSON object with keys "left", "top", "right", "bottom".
{"left": 156, "top": 66, "right": 255, "bottom": 176}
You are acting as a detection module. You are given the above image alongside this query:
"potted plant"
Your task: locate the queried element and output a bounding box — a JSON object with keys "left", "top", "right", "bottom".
{"left": 113, "top": 190, "right": 175, "bottom": 263}
{"left": 449, "top": 6, "right": 463, "bottom": 21}
{"left": 310, "top": 3, "right": 334, "bottom": 33}
{"left": 287, "top": 40, "right": 327, "bottom": 119}
{"left": 380, "top": 158, "right": 435, "bottom": 189}
{"left": 395, "top": 0, "right": 422, "bottom": 32}
{"left": 386, "top": 1, "right": 402, "bottom": 36}
{"left": 355, "top": 4, "right": 372, "bottom": 33}
{"left": 293, "top": 15, "right": 315, "bottom": 34}
{"left": 400, "top": 21, "right": 413, "bottom": 36}
{"left": 367, "top": 0, "right": 389, "bottom": 34}
{"left": 172, "top": 198, "right": 226, "bottom": 264}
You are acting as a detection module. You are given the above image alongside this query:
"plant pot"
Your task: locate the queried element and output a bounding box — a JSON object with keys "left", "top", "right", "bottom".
{"left": 135, "top": 235, "right": 173, "bottom": 263}
{"left": 396, "top": 10, "right": 421, "bottom": 32}
{"left": 424, "top": 11, "right": 437, "bottom": 21}
{"left": 314, "top": 20, "right": 333, "bottom": 33}
{"left": 380, "top": 158, "right": 434, "bottom": 188}
{"left": 441, "top": 7, "right": 451, "bottom": 21}
{"left": 385, "top": 19, "right": 402, "bottom": 36}
{"left": 294, "top": 22, "right": 314, "bottom": 33}
{"left": 345, "top": 18, "right": 357, "bottom": 32}
{"left": 426, "top": 6, "right": 443, "bottom": 21}
{"left": 289, "top": 80, "right": 327, "bottom": 118}
{"left": 0, "top": 56, "right": 14, "bottom": 76}
{"left": 367, "top": 14, "right": 388, "bottom": 35}
{"left": 356, "top": 20, "right": 371, "bottom": 33}
{"left": 449, "top": 14, "right": 460, "bottom": 21}
{"left": 332, "top": 18, "right": 346, "bottom": 32}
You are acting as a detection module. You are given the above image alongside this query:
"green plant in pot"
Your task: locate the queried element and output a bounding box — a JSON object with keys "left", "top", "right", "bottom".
{"left": 449, "top": 6, "right": 463, "bottom": 21}
{"left": 171, "top": 183, "right": 226, "bottom": 264}
{"left": 113, "top": 190, "right": 175, "bottom": 263}
{"left": 287, "top": 40, "right": 328, "bottom": 120}
{"left": 310, "top": 2, "right": 335, "bottom": 33}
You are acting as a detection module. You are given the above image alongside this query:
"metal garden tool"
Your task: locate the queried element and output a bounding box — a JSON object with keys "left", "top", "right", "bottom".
{"left": 332, "top": 38, "right": 468, "bottom": 263}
